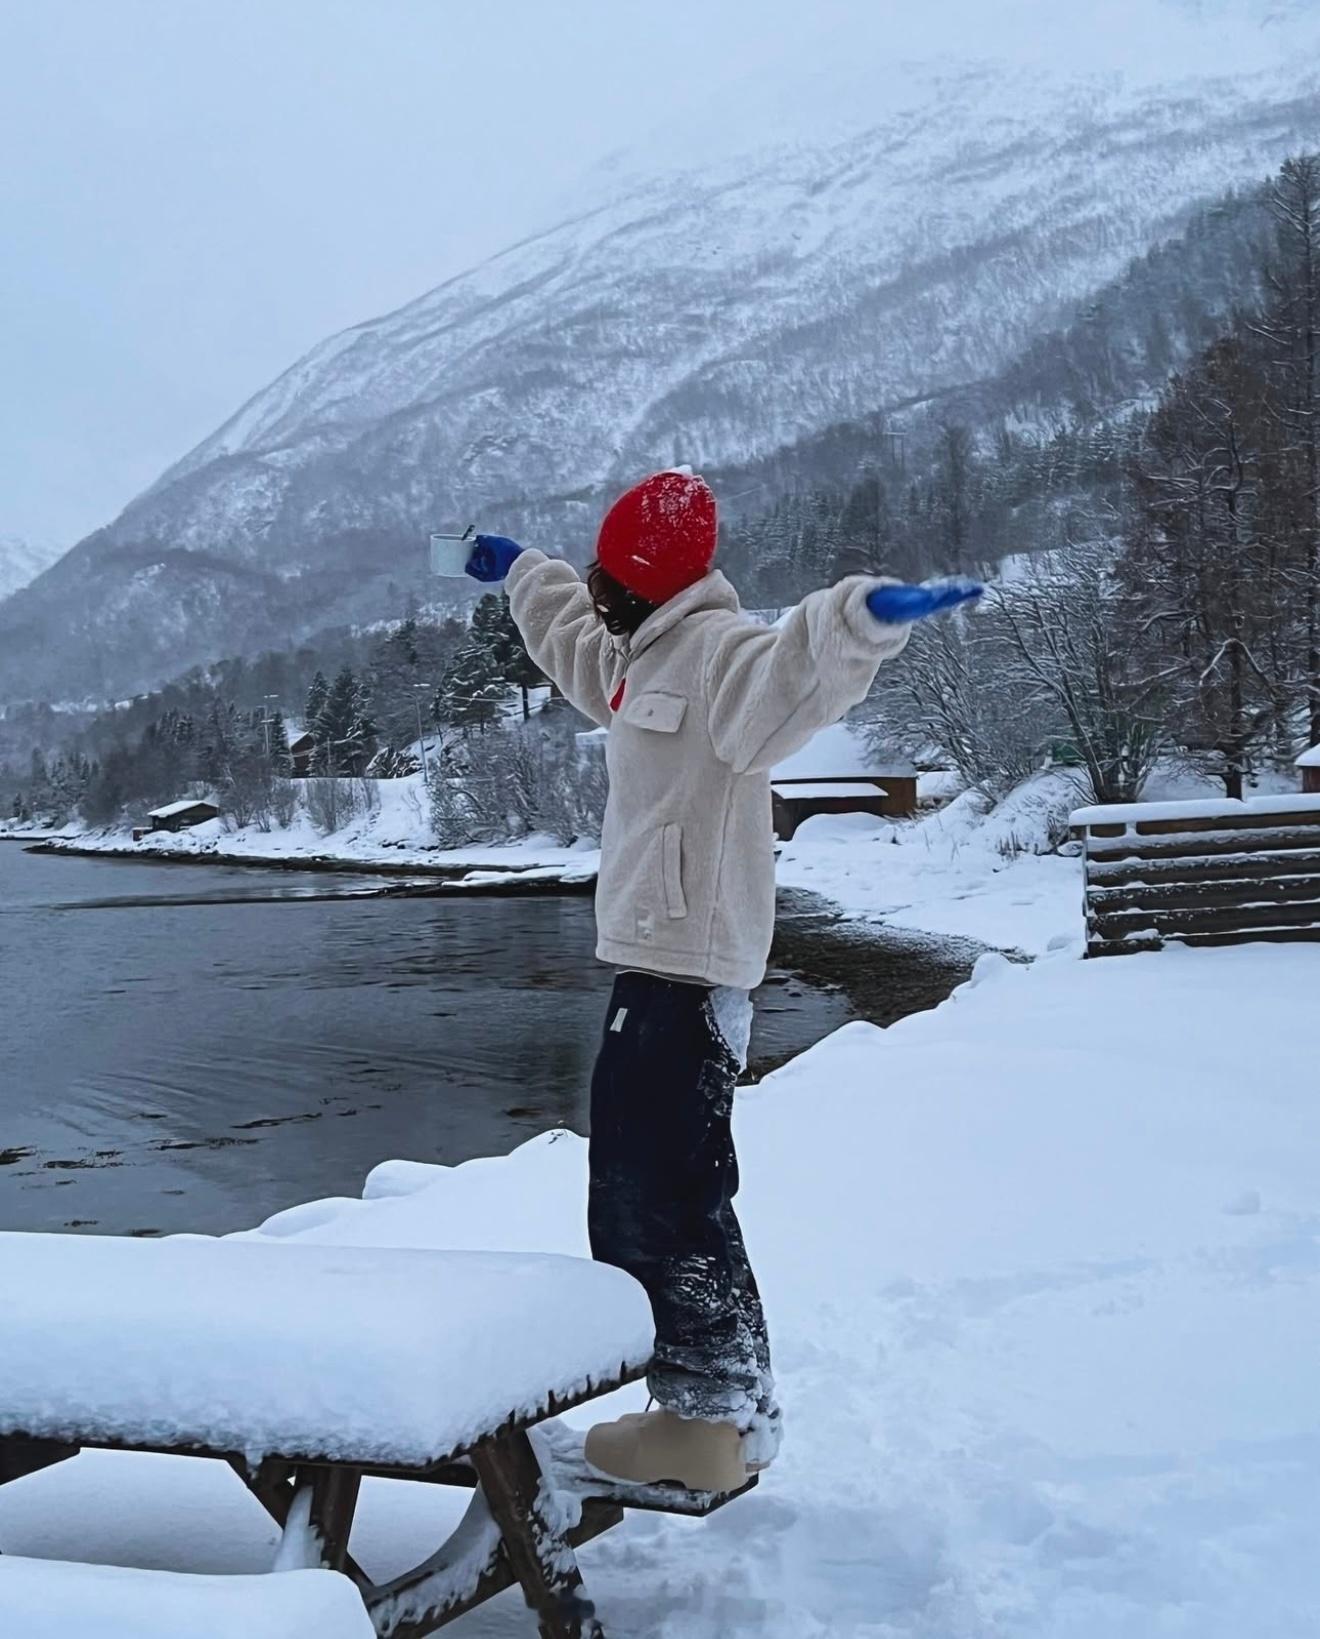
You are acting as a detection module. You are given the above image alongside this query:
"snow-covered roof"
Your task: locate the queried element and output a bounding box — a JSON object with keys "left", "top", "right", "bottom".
{"left": 772, "top": 722, "right": 915, "bottom": 781}
{"left": 147, "top": 799, "right": 217, "bottom": 820}
{"left": 772, "top": 781, "right": 888, "bottom": 799}
{"left": 1296, "top": 745, "right": 1320, "bottom": 769}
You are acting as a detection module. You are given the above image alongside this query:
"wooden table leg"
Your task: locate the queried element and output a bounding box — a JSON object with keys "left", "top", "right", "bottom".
{"left": 234, "top": 1459, "right": 370, "bottom": 1588}
{"left": 308, "top": 1465, "right": 362, "bottom": 1573}
{"left": 470, "top": 1430, "right": 605, "bottom": 1639}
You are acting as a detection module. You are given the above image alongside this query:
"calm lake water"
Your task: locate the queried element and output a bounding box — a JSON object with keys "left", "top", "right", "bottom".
{"left": 0, "top": 843, "right": 874, "bottom": 1236}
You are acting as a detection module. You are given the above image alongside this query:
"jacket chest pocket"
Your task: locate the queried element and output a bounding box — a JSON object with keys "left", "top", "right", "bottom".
{"left": 620, "top": 691, "right": 688, "bottom": 734}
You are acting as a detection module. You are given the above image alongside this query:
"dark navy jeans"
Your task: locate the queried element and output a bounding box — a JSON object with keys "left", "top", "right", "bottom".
{"left": 588, "top": 971, "right": 778, "bottom": 1454}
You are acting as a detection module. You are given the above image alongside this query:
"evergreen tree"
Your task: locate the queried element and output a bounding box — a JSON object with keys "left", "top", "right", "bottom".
{"left": 194, "top": 699, "right": 240, "bottom": 786}
{"left": 304, "top": 671, "right": 330, "bottom": 740}
{"left": 434, "top": 621, "right": 510, "bottom": 736}
{"left": 367, "top": 614, "right": 466, "bottom": 749}
{"left": 349, "top": 679, "right": 378, "bottom": 770}
{"left": 368, "top": 620, "right": 422, "bottom": 748}
{"left": 481, "top": 594, "right": 543, "bottom": 719}
{"left": 312, "top": 667, "right": 368, "bottom": 774}
{"left": 266, "top": 710, "right": 291, "bottom": 775}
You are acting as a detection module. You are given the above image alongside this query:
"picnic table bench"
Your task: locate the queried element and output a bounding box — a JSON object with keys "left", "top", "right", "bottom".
{"left": 0, "top": 1557, "right": 377, "bottom": 1639}
{"left": 0, "top": 1232, "right": 756, "bottom": 1638}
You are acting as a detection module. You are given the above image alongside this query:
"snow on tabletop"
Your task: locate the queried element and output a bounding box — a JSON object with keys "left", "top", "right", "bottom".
{"left": 0, "top": 1558, "right": 373, "bottom": 1639}
{"left": 0, "top": 1239, "right": 653, "bottom": 1466}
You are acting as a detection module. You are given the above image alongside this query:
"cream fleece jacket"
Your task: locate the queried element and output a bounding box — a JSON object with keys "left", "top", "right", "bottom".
{"left": 507, "top": 550, "right": 910, "bottom": 990}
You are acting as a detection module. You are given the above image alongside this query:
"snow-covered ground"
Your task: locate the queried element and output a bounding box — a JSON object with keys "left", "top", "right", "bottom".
{"left": 32, "top": 775, "right": 596, "bottom": 885}
{"left": 777, "top": 774, "right": 1082, "bottom": 956}
{"left": 2, "top": 939, "right": 1316, "bottom": 1636}
{"left": 776, "top": 761, "right": 1308, "bottom": 957}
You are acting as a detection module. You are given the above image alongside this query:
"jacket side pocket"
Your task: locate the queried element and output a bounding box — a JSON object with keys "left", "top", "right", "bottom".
{"left": 661, "top": 823, "right": 687, "bottom": 919}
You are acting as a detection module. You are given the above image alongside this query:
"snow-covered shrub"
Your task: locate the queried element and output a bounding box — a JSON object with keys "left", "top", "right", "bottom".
{"left": 367, "top": 745, "right": 421, "bottom": 779}
{"left": 305, "top": 776, "right": 378, "bottom": 835}
{"left": 538, "top": 735, "right": 609, "bottom": 845}
{"left": 269, "top": 778, "right": 298, "bottom": 829}
{"left": 868, "top": 541, "right": 1169, "bottom": 806}
{"left": 978, "top": 770, "right": 1081, "bottom": 857}
{"left": 428, "top": 773, "right": 485, "bottom": 847}
{"left": 427, "top": 709, "right": 608, "bottom": 847}
{"left": 869, "top": 613, "right": 1048, "bottom": 799}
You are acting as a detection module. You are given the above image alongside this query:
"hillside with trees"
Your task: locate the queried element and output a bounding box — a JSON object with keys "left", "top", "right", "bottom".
{"left": 7, "top": 157, "right": 1318, "bottom": 839}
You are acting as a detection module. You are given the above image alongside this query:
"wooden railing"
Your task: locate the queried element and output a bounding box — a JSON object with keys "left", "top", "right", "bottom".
{"left": 1071, "top": 795, "right": 1320, "bottom": 957}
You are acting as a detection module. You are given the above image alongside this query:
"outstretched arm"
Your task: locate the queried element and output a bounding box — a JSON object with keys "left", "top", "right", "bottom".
{"left": 706, "top": 577, "right": 913, "bottom": 775}
{"left": 503, "top": 549, "right": 618, "bottom": 728}
{"left": 707, "top": 575, "right": 981, "bottom": 774}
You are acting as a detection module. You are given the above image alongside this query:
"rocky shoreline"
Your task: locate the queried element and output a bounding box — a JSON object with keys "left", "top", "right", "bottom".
{"left": 15, "top": 834, "right": 597, "bottom": 895}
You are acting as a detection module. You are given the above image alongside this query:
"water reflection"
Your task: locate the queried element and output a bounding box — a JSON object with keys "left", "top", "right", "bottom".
{"left": 1, "top": 847, "right": 857, "bottom": 1236}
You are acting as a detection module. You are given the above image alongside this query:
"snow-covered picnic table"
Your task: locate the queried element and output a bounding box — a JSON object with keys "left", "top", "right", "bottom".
{"left": 0, "top": 1236, "right": 651, "bottom": 1467}
{"left": 0, "top": 1233, "right": 737, "bottom": 1639}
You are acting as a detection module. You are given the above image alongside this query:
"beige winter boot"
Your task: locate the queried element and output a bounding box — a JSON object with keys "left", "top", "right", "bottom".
{"left": 584, "top": 1408, "right": 749, "bottom": 1493}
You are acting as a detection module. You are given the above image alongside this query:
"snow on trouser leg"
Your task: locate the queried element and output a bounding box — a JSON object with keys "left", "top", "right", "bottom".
{"left": 588, "top": 972, "right": 779, "bottom": 1456}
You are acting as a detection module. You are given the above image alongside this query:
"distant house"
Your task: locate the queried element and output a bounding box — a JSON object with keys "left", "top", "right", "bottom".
{"left": 287, "top": 731, "right": 316, "bottom": 777}
{"left": 1298, "top": 744, "right": 1320, "bottom": 795}
{"left": 770, "top": 723, "right": 917, "bottom": 839}
{"left": 146, "top": 799, "right": 220, "bottom": 834}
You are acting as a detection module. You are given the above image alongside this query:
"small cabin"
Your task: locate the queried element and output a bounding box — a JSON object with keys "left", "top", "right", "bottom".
{"left": 770, "top": 724, "right": 917, "bottom": 840}
{"left": 288, "top": 731, "right": 316, "bottom": 778}
{"left": 146, "top": 799, "right": 220, "bottom": 834}
{"left": 1298, "top": 743, "right": 1320, "bottom": 795}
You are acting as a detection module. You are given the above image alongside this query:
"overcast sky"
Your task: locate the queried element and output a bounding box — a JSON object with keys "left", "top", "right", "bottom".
{"left": 0, "top": 0, "right": 794, "bottom": 548}
{"left": 1, "top": 0, "right": 1308, "bottom": 549}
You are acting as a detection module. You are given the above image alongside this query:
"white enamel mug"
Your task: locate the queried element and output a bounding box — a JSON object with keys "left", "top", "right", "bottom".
{"left": 429, "top": 527, "right": 476, "bottom": 577}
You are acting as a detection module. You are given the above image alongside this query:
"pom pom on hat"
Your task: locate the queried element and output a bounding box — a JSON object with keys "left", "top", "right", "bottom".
{"left": 595, "top": 470, "right": 718, "bottom": 605}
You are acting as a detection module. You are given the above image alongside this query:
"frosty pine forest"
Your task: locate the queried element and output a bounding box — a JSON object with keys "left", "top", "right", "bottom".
{"left": 3, "top": 3, "right": 1320, "bottom": 1637}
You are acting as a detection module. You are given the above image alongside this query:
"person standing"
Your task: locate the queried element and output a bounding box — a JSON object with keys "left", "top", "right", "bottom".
{"left": 466, "top": 470, "right": 979, "bottom": 1492}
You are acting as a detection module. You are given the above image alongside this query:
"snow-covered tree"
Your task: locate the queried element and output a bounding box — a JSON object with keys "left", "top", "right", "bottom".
{"left": 311, "top": 666, "right": 376, "bottom": 775}
{"left": 434, "top": 603, "right": 512, "bottom": 735}
{"left": 1258, "top": 153, "right": 1320, "bottom": 744}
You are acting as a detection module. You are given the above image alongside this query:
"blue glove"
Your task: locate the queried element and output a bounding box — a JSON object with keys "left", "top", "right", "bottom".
{"left": 866, "top": 576, "right": 984, "bottom": 625}
{"left": 466, "top": 534, "right": 524, "bottom": 583}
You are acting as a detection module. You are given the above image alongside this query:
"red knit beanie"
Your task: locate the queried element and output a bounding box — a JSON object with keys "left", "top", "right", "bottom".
{"left": 595, "top": 470, "right": 718, "bottom": 605}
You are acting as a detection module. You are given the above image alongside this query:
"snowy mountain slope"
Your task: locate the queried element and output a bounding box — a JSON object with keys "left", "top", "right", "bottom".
{"left": 0, "top": 536, "right": 62, "bottom": 603}
{"left": 120, "top": 60, "right": 1320, "bottom": 563}
{"left": 5, "top": 25, "right": 1320, "bottom": 701}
